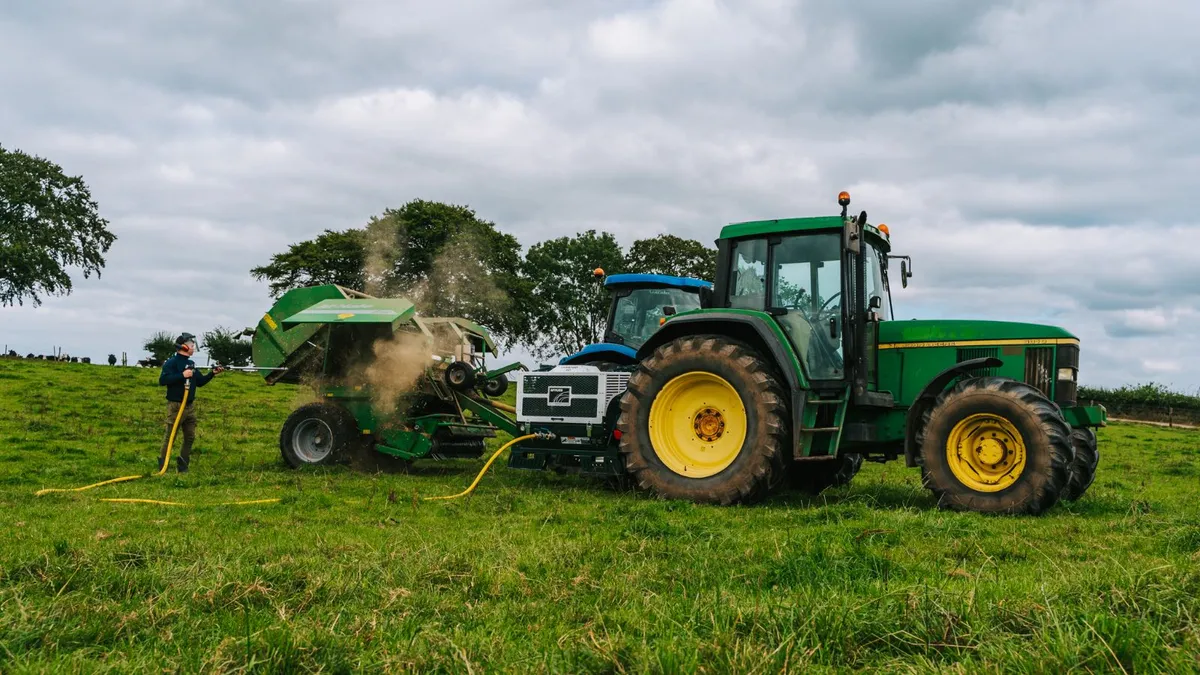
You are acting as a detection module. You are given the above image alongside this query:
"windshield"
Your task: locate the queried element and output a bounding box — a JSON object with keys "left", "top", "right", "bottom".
{"left": 770, "top": 233, "right": 844, "bottom": 380}
{"left": 610, "top": 287, "right": 703, "bottom": 349}
{"left": 865, "top": 244, "right": 892, "bottom": 321}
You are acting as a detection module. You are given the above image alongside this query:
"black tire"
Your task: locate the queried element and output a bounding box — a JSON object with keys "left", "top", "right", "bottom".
{"left": 445, "top": 361, "right": 476, "bottom": 391}
{"left": 483, "top": 376, "right": 509, "bottom": 397}
{"left": 1061, "top": 428, "right": 1099, "bottom": 502}
{"left": 616, "top": 335, "right": 788, "bottom": 505}
{"left": 788, "top": 453, "right": 863, "bottom": 494}
{"left": 279, "top": 402, "right": 359, "bottom": 469}
{"left": 917, "top": 377, "right": 1073, "bottom": 515}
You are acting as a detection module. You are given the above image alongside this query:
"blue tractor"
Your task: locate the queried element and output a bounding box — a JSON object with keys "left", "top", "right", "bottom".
{"left": 560, "top": 272, "right": 714, "bottom": 370}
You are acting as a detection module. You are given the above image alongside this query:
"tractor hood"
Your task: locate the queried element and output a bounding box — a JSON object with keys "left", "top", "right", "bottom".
{"left": 878, "top": 320, "right": 1078, "bottom": 347}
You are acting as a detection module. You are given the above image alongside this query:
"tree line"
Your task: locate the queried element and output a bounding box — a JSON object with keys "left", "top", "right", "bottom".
{"left": 249, "top": 199, "right": 717, "bottom": 359}
{"left": 2, "top": 145, "right": 716, "bottom": 364}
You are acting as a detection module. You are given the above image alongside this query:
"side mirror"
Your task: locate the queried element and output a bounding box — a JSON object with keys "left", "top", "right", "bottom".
{"left": 900, "top": 260, "right": 912, "bottom": 288}
{"left": 829, "top": 317, "right": 838, "bottom": 339}
{"left": 663, "top": 305, "right": 677, "bottom": 316}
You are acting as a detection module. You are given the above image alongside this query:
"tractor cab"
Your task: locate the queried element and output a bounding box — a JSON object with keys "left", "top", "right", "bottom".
{"left": 559, "top": 273, "right": 713, "bottom": 368}
{"left": 713, "top": 195, "right": 894, "bottom": 391}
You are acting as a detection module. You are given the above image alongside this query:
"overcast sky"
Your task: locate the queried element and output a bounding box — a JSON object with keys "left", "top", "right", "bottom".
{"left": 2, "top": 0, "right": 1198, "bottom": 391}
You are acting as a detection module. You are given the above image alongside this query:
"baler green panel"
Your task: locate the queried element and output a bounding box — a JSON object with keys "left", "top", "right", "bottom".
{"left": 251, "top": 285, "right": 349, "bottom": 372}
{"left": 281, "top": 298, "right": 416, "bottom": 328}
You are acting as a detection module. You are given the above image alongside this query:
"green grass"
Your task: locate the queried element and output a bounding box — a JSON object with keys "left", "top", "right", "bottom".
{"left": 2, "top": 358, "right": 1199, "bottom": 673}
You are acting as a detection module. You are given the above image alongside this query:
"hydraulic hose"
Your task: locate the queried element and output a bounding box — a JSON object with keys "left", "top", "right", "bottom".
{"left": 35, "top": 380, "right": 191, "bottom": 497}
{"left": 423, "top": 433, "right": 543, "bottom": 502}
{"left": 34, "top": 379, "right": 280, "bottom": 507}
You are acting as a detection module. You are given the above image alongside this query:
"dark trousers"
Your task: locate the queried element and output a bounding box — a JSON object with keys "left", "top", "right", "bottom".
{"left": 159, "top": 400, "right": 197, "bottom": 471}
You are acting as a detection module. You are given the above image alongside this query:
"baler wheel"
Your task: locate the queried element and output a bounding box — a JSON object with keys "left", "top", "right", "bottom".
{"left": 1061, "top": 427, "right": 1099, "bottom": 502}
{"left": 917, "top": 377, "right": 1072, "bottom": 515}
{"left": 616, "top": 335, "right": 786, "bottom": 505}
{"left": 483, "top": 376, "right": 509, "bottom": 397}
{"left": 279, "top": 402, "right": 358, "bottom": 469}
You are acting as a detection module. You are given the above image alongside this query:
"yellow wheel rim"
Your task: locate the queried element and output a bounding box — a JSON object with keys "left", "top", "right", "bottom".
{"left": 945, "top": 413, "right": 1028, "bottom": 493}
{"left": 648, "top": 372, "right": 747, "bottom": 478}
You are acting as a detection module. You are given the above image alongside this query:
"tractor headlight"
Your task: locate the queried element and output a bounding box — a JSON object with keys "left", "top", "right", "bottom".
{"left": 1057, "top": 367, "right": 1077, "bottom": 382}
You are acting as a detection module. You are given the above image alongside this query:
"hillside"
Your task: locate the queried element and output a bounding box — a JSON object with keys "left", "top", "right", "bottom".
{"left": 1, "top": 358, "right": 1198, "bottom": 672}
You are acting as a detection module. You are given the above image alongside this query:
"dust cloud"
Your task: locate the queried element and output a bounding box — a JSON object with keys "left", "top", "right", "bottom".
{"left": 359, "top": 330, "right": 434, "bottom": 414}
{"left": 362, "top": 215, "right": 399, "bottom": 297}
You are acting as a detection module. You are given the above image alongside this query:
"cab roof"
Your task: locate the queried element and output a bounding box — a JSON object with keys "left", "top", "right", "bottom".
{"left": 719, "top": 214, "right": 891, "bottom": 252}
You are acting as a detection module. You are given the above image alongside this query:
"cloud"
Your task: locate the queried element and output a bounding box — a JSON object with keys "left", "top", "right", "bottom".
{"left": 1, "top": 0, "right": 1197, "bottom": 390}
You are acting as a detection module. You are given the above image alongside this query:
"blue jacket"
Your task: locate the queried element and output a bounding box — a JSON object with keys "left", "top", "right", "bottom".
{"left": 159, "top": 353, "right": 214, "bottom": 404}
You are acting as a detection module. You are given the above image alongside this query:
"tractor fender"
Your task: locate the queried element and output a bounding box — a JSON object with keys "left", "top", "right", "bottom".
{"left": 634, "top": 313, "right": 809, "bottom": 452}
{"left": 903, "top": 356, "right": 1004, "bottom": 467}
{"left": 634, "top": 313, "right": 804, "bottom": 393}
{"left": 559, "top": 343, "right": 638, "bottom": 366}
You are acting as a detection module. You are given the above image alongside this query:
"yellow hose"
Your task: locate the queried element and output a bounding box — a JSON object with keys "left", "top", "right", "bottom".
{"left": 34, "top": 382, "right": 278, "bottom": 507}
{"left": 35, "top": 384, "right": 190, "bottom": 497}
{"left": 422, "top": 433, "right": 538, "bottom": 501}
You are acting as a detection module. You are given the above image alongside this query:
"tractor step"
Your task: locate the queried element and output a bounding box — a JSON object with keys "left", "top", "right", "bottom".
{"left": 796, "top": 386, "right": 850, "bottom": 461}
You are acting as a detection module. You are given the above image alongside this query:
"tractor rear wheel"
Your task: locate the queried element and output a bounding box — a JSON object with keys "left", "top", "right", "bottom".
{"left": 917, "top": 377, "right": 1072, "bottom": 515}
{"left": 279, "top": 402, "right": 359, "bottom": 469}
{"left": 1061, "top": 428, "right": 1099, "bottom": 502}
{"left": 616, "top": 335, "right": 787, "bottom": 505}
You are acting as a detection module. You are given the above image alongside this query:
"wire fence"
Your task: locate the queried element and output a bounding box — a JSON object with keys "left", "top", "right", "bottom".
{"left": 1085, "top": 400, "right": 1200, "bottom": 428}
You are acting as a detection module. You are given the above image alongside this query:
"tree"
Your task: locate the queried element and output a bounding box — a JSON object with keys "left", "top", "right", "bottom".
{"left": 202, "top": 326, "right": 253, "bottom": 366}
{"left": 0, "top": 144, "right": 117, "bottom": 306}
{"left": 624, "top": 234, "right": 717, "bottom": 281}
{"left": 251, "top": 199, "right": 529, "bottom": 348}
{"left": 143, "top": 331, "right": 176, "bottom": 363}
{"left": 521, "top": 230, "right": 627, "bottom": 359}
{"left": 250, "top": 228, "right": 366, "bottom": 298}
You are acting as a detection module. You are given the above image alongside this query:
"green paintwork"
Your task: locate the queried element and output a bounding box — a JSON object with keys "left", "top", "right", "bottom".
{"left": 719, "top": 215, "right": 893, "bottom": 253}
{"left": 720, "top": 216, "right": 843, "bottom": 239}
{"left": 251, "top": 284, "right": 349, "bottom": 372}
{"left": 282, "top": 297, "right": 416, "bottom": 328}
{"left": 878, "top": 320, "right": 1076, "bottom": 345}
{"left": 252, "top": 284, "right": 523, "bottom": 465}
{"left": 662, "top": 307, "right": 809, "bottom": 389}
{"left": 1061, "top": 405, "right": 1109, "bottom": 428}
{"left": 456, "top": 393, "right": 522, "bottom": 438}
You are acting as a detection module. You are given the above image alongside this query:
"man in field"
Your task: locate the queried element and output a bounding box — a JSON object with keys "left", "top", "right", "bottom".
{"left": 157, "top": 333, "right": 224, "bottom": 473}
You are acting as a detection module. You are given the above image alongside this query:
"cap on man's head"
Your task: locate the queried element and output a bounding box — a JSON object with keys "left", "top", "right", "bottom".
{"left": 175, "top": 333, "right": 197, "bottom": 347}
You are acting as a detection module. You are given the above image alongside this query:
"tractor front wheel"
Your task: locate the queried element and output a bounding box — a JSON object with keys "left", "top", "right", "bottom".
{"left": 1061, "top": 427, "right": 1099, "bottom": 502}
{"left": 616, "top": 335, "right": 787, "bottom": 505}
{"left": 918, "top": 377, "right": 1072, "bottom": 515}
{"left": 279, "top": 402, "right": 359, "bottom": 469}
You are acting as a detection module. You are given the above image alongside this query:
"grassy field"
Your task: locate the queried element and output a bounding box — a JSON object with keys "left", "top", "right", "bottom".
{"left": 1, "top": 358, "right": 1199, "bottom": 673}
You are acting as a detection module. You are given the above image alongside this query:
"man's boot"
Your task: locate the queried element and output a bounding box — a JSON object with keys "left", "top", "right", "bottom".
{"left": 177, "top": 456, "right": 189, "bottom": 474}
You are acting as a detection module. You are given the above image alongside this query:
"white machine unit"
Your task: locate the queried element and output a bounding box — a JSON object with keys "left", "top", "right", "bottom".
{"left": 516, "top": 365, "right": 631, "bottom": 425}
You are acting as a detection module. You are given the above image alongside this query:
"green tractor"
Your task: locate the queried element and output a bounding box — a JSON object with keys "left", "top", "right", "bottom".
{"left": 609, "top": 191, "right": 1105, "bottom": 514}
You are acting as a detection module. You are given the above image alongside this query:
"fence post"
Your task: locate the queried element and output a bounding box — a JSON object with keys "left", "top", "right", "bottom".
{"left": 1168, "top": 407, "right": 1173, "bottom": 428}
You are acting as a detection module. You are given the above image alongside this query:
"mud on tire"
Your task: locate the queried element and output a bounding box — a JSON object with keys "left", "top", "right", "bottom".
{"left": 616, "top": 335, "right": 788, "bottom": 505}
{"left": 917, "top": 376, "right": 1073, "bottom": 515}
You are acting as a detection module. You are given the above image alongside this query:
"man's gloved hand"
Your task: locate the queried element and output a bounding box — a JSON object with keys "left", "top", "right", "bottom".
{"left": 212, "top": 366, "right": 225, "bottom": 375}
